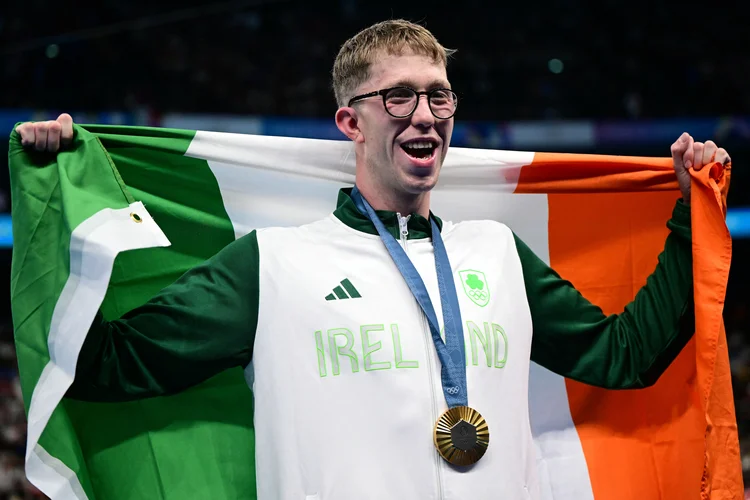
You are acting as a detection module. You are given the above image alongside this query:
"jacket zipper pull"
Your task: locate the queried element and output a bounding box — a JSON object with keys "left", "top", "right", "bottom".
{"left": 397, "top": 212, "right": 410, "bottom": 247}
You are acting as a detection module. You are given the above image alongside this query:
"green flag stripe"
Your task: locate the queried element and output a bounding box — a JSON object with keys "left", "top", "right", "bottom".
{"left": 28, "top": 203, "right": 169, "bottom": 499}
{"left": 68, "top": 127, "right": 257, "bottom": 500}
{"left": 10, "top": 125, "right": 156, "bottom": 499}
{"left": 10, "top": 125, "right": 258, "bottom": 499}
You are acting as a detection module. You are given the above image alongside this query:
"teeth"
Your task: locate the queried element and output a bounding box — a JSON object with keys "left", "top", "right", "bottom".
{"left": 404, "top": 141, "right": 435, "bottom": 149}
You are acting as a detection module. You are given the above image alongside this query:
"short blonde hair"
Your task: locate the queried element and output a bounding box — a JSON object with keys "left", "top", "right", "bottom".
{"left": 332, "top": 19, "right": 456, "bottom": 107}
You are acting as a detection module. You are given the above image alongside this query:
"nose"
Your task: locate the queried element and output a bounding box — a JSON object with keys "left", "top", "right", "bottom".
{"left": 410, "top": 95, "right": 435, "bottom": 129}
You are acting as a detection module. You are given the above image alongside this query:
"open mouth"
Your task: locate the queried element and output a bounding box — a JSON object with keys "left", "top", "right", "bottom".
{"left": 401, "top": 140, "right": 438, "bottom": 160}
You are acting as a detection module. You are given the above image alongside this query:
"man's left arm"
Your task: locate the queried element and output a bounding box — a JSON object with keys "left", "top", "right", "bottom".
{"left": 526, "top": 134, "right": 730, "bottom": 389}
{"left": 523, "top": 200, "right": 692, "bottom": 389}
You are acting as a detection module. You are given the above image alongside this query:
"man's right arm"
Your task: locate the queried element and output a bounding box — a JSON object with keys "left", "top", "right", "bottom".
{"left": 67, "top": 230, "right": 261, "bottom": 402}
{"left": 16, "top": 114, "right": 261, "bottom": 402}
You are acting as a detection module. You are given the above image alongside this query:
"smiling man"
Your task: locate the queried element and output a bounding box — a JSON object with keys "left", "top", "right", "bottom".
{"left": 334, "top": 46, "right": 455, "bottom": 217}
{"left": 15, "top": 19, "right": 732, "bottom": 500}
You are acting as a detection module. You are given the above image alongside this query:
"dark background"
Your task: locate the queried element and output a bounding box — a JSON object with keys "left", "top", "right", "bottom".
{"left": 1, "top": 1, "right": 749, "bottom": 497}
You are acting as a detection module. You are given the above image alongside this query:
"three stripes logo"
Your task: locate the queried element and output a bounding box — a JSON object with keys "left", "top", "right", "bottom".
{"left": 325, "top": 278, "right": 362, "bottom": 301}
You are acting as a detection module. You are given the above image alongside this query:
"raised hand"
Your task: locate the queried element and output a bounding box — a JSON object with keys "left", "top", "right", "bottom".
{"left": 670, "top": 132, "right": 731, "bottom": 204}
{"left": 15, "top": 113, "right": 74, "bottom": 153}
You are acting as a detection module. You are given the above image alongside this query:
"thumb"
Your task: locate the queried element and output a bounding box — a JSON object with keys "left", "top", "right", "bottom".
{"left": 57, "top": 113, "right": 74, "bottom": 145}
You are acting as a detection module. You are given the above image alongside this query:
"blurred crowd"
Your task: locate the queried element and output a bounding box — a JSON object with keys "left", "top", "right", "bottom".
{"left": 0, "top": 323, "right": 43, "bottom": 499}
{"left": 729, "top": 300, "right": 750, "bottom": 494}
{"left": 2, "top": 0, "right": 750, "bottom": 121}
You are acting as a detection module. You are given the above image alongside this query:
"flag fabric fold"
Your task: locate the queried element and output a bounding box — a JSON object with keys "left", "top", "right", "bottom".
{"left": 8, "top": 124, "right": 741, "bottom": 499}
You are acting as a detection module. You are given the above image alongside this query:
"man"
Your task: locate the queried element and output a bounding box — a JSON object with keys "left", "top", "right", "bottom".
{"left": 16, "top": 19, "right": 731, "bottom": 500}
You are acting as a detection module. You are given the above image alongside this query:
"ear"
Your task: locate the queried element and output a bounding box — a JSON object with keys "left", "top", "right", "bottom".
{"left": 335, "top": 107, "right": 365, "bottom": 144}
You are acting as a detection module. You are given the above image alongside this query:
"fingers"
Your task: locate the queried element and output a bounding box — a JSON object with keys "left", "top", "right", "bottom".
{"left": 682, "top": 135, "right": 695, "bottom": 169}
{"left": 691, "top": 141, "right": 704, "bottom": 171}
{"left": 671, "top": 134, "right": 729, "bottom": 172}
{"left": 714, "top": 147, "right": 731, "bottom": 166}
{"left": 33, "top": 123, "right": 49, "bottom": 152}
{"left": 15, "top": 122, "right": 35, "bottom": 147}
{"left": 57, "top": 113, "right": 74, "bottom": 146}
{"left": 46, "top": 121, "right": 62, "bottom": 152}
{"left": 670, "top": 132, "right": 691, "bottom": 170}
{"left": 699, "top": 140, "right": 718, "bottom": 170}
{"left": 14, "top": 116, "right": 74, "bottom": 153}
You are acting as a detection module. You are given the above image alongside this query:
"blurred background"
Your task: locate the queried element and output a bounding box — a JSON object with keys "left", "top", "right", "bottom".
{"left": 1, "top": 1, "right": 749, "bottom": 498}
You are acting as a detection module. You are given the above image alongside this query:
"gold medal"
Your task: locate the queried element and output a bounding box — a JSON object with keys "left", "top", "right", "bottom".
{"left": 433, "top": 406, "right": 489, "bottom": 466}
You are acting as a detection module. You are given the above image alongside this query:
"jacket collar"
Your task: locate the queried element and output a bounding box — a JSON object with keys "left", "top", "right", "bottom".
{"left": 332, "top": 188, "right": 443, "bottom": 240}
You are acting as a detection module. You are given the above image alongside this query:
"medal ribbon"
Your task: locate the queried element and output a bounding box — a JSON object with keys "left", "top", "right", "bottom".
{"left": 350, "top": 187, "right": 468, "bottom": 408}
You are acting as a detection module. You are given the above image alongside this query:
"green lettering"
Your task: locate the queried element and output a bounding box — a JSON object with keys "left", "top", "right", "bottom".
{"left": 391, "top": 324, "right": 418, "bottom": 369}
{"left": 328, "top": 328, "right": 359, "bottom": 375}
{"left": 361, "top": 324, "right": 392, "bottom": 371}
{"left": 493, "top": 323, "right": 508, "bottom": 368}
{"left": 315, "top": 330, "right": 327, "bottom": 377}
{"left": 469, "top": 321, "right": 492, "bottom": 367}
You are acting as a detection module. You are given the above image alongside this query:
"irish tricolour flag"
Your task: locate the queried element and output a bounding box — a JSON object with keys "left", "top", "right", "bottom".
{"left": 8, "top": 125, "right": 741, "bottom": 499}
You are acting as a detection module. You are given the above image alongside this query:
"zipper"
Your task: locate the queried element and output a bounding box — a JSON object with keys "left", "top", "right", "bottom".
{"left": 421, "top": 313, "right": 444, "bottom": 500}
{"left": 396, "top": 212, "right": 410, "bottom": 250}
{"left": 398, "top": 212, "right": 444, "bottom": 499}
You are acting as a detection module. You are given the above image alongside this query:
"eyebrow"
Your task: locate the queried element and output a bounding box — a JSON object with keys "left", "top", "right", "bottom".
{"left": 389, "top": 79, "right": 452, "bottom": 90}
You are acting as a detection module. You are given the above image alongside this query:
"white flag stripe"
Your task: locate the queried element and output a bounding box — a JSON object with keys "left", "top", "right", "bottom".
{"left": 27, "top": 444, "right": 87, "bottom": 500}
{"left": 187, "top": 130, "right": 535, "bottom": 192}
{"left": 529, "top": 364, "right": 595, "bottom": 500}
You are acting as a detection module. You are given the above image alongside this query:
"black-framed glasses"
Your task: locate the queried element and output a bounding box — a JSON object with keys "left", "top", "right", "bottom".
{"left": 347, "top": 86, "right": 458, "bottom": 119}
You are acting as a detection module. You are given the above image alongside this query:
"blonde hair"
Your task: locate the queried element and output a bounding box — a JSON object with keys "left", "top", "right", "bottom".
{"left": 332, "top": 19, "right": 455, "bottom": 107}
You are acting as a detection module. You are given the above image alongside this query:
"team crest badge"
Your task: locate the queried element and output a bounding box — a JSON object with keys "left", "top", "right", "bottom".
{"left": 458, "top": 270, "right": 490, "bottom": 307}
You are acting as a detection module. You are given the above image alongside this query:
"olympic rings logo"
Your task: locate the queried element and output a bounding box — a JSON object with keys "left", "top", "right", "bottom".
{"left": 468, "top": 289, "right": 488, "bottom": 301}
{"left": 446, "top": 386, "right": 460, "bottom": 395}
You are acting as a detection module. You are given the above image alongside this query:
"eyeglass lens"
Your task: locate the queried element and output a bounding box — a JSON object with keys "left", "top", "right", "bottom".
{"left": 384, "top": 88, "right": 457, "bottom": 119}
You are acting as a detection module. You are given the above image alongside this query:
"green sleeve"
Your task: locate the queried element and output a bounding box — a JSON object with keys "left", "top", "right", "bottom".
{"left": 524, "top": 200, "right": 694, "bottom": 389}
{"left": 66, "top": 231, "right": 260, "bottom": 401}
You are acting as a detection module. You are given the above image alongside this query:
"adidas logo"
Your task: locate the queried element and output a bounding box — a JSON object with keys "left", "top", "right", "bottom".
{"left": 325, "top": 279, "right": 362, "bottom": 301}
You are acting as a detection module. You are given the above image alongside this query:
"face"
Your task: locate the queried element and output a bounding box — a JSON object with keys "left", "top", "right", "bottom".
{"left": 341, "top": 52, "right": 454, "bottom": 199}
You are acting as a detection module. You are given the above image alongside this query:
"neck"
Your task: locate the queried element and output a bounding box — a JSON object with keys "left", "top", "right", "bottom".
{"left": 355, "top": 182, "right": 431, "bottom": 219}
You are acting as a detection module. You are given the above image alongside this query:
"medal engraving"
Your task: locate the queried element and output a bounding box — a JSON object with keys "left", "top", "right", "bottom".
{"left": 451, "top": 420, "right": 477, "bottom": 451}
{"left": 433, "top": 406, "right": 489, "bottom": 466}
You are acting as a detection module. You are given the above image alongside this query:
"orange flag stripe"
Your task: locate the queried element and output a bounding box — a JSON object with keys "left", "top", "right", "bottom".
{"left": 515, "top": 152, "right": 676, "bottom": 194}
{"left": 515, "top": 153, "right": 741, "bottom": 499}
{"left": 690, "top": 163, "right": 739, "bottom": 499}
